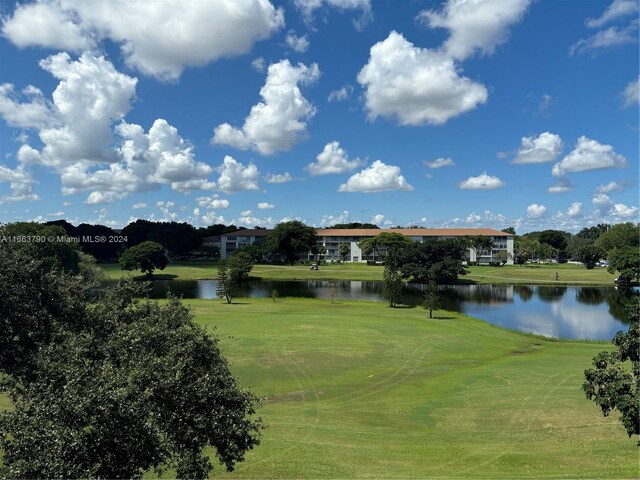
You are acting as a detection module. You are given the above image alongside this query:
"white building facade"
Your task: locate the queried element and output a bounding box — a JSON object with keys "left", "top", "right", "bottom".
{"left": 220, "top": 228, "right": 514, "bottom": 264}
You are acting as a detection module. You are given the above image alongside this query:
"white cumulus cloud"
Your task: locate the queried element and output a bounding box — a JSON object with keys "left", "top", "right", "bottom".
{"left": 212, "top": 59, "right": 320, "bottom": 155}
{"left": 338, "top": 160, "right": 413, "bottom": 193}
{"left": 458, "top": 172, "right": 505, "bottom": 190}
{"left": 610, "top": 203, "right": 639, "bottom": 217}
{"left": 307, "top": 141, "right": 364, "bottom": 175}
{"left": 418, "top": 0, "right": 531, "bottom": 61}
{"left": 2, "top": 0, "right": 285, "bottom": 80}
{"left": 320, "top": 210, "right": 350, "bottom": 226}
{"left": 547, "top": 179, "right": 574, "bottom": 194}
{"left": 527, "top": 203, "right": 546, "bottom": 219}
{"left": 567, "top": 202, "right": 583, "bottom": 217}
{"left": 258, "top": 202, "right": 275, "bottom": 209}
{"left": 552, "top": 136, "right": 627, "bottom": 177}
{"left": 0, "top": 164, "right": 39, "bottom": 202}
{"left": 512, "top": 132, "right": 563, "bottom": 164}
{"left": 596, "top": 181, "right": 624, "bottom": 194}
{"left": 357, "top": 31, "right": 488, "bottom": 126}
{"left": 216, "top": 156, "right": 260, "bottom": 193}
{"left": 196, "top": 196, "right": 230, "bottom": 209}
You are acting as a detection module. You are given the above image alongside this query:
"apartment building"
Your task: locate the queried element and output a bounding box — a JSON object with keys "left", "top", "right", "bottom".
{"left": 220, "top": 228, "right": 514, "bottom": 264}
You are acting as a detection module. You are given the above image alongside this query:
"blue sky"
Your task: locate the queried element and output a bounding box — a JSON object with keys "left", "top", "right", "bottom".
{"left": 0, "top": 0, "right": 637, "bottom": 233}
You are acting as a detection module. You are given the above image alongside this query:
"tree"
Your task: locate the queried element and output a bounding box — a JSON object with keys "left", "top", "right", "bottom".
{"left": 74, "top": 223, "right": 120, "bottom": 261}
{"left": 121, "top": 220, "right": 202, "bottom": 258}
{"left": 264, "top": 221, "right": 317, "bottom": 265}
{"left": 3, "top": 222, "right": 81, "bottom": 274}
{"left": 494, "top": 250, "right": 511, "bottom": 266}
{"left": 0, "top": 282, "right": 262, "bottom": 478}
{"left": 385, "top": 239, "right": 468, "bottom": 284}
{"left": 216, "top": 260, "right": 238, "bottom": 304}
{"left": 583, "top": 295, "right": 639, "bottom": 444}
{"left": 539, "top": 229, "right": 569, "bottom": 252}
{"left": 0, "top": 236, "right": 87, "bottom": 380}
{"left": 382, "top": 265, "right": 403, "bottom": 307}
{"left": 422, "top": 280, "right": 441, "bottom": 318}
{"left": 339, "top": 243, "right": 350, "bottom": 262}
{"left": 328, "top": 222, "right": 379, "bottom": 229}
{"left": 357, "top": 232, "right": 412, "bottom": 262}
{"left": 502, "top": 226, "right": 516, "bottom": 235}
{"left": 607, "top": 246, "right": 640, "bottom": 283}
{"left": 466, "top": 235, "right": 493, "bottom": 264}
{"left": 119, "top": 241, "right": 168, "bottom": 278}
{"left": 577, "top": 224, "right": 610, "bottom": 241}
{"left": 596, "top": 222, "right": 639, "bottom": 252}
{"left": 575, "top": 244, "right": 606, "bottom": 269}
{"left": 228, "top": 251, "right": 254, "bottom": 283}
{"left": 317, "top": 244, "right": 327, "bottom": 262}
{"left": 514, "top": 236, "right": 540, "bottom": 264}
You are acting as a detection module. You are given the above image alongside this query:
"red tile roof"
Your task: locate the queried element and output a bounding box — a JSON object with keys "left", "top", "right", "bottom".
{"left": 222, "top": 228, "right": 513, "bottom": 237}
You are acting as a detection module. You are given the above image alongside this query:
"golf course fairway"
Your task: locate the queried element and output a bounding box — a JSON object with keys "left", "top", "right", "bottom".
{"left": 179, "top": 298, "right": 638, "bottom": 479}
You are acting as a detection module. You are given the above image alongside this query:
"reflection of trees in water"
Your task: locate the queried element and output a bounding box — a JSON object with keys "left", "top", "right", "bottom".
{"left": 514, "top": 286, "right": 533, "bottom": 302}
{"left": 606, "top": 288, "right": 638, "bottom": 323}
{"left": 536, "top": 286, "right": 566, "bottom": 303}
{"left": 575, "top": 287, "right": 605, "bottom": 305}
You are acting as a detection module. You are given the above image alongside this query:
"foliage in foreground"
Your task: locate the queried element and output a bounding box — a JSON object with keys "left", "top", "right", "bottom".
{"left": 583, "top": 295, "right": 639, "bottom": 445}
{"left": 0, "top": 242, "right": 261, "bottom": 479}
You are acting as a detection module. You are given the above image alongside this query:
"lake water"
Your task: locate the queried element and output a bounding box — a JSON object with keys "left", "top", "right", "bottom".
{"left": 132, "top": 279, "right": 636, "bottom": 341}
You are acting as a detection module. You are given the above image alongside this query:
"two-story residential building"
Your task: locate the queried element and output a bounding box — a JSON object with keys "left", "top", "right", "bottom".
{"left": 220, "top": 228, "right": 514, "bottom": 264}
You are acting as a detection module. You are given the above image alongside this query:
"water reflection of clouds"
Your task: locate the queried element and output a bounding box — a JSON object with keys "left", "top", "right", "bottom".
{"left": 550, "top": 303, "right": 621, "bottom": 340}
{"left": 488, "top": 302, "right": 622, "bottom": 340}
{"left": 150, "top": 280, "right": 629, "bottom": 340}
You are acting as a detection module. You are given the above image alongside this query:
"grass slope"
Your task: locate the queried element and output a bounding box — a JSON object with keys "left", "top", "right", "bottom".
{"left": 101, "top": 261, "right": 618, "bottom": 285}
{"left": 180, "top": 298, "right": 638, "bottom": 479}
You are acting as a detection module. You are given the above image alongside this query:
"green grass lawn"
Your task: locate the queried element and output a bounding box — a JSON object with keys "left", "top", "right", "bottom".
{"left": 178, "top": 298, "right": 637, "bottom": 479}
{"left": 101, "top": 261, "right": 618, "bottom": 285}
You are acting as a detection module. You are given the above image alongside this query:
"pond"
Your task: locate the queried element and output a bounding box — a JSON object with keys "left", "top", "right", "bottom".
{"left": 123, "top": 279, "right": 636, "bottom": 341}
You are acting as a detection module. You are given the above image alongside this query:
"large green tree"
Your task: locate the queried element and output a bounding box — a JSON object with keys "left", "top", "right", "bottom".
{"left": 121, "top": 220, "right": 201, "bottom": 258}
{"left": 583, "top": 296, "right": 639, "bottom": 444}
{"left": 357, "top": 232, "right": 412, "bottom": 261}
{"left": 575, "top": 244, "right": 606, "bottom": 269}
{"left": 228, "top": 251, "right": 254, "bottom": 283}
{"left": 385, "top": 239, "right": 468, "bottom": 284}
{"left": 265, "top": 221, "right": 317, "bottom": 265}
{"left": 119, "top": 241, "right": 168, "bottom": 278}
{"left": 3, "top": 222, "right": 80, "bottom": 273}
{"left": 607, "top": 246, "right": 640, "bottom": 283}
{"left": 596, "top": 223, "right": 640, "bottom": 252}
{"left": 0, "top": 242, "right": 262, "bottom": 478}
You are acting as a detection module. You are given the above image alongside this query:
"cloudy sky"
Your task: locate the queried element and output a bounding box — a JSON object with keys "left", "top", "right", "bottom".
{"left": 0, "top": 0, "right": 637, "bottom": 232}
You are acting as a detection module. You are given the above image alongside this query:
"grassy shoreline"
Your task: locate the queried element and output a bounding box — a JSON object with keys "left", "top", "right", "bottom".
{"left": 100, "top": 261, "right": 619, "bottom": 286}
{"left": 184, "top": 297, "right": 635, "bottom": 479}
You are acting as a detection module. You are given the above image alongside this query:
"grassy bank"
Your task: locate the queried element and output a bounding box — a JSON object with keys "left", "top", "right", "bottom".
{"left": 101, "top": 261, "right": 618, "bottom": 285}
{"left": 180, "top": 298, "right": 636, "bottom": 479}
